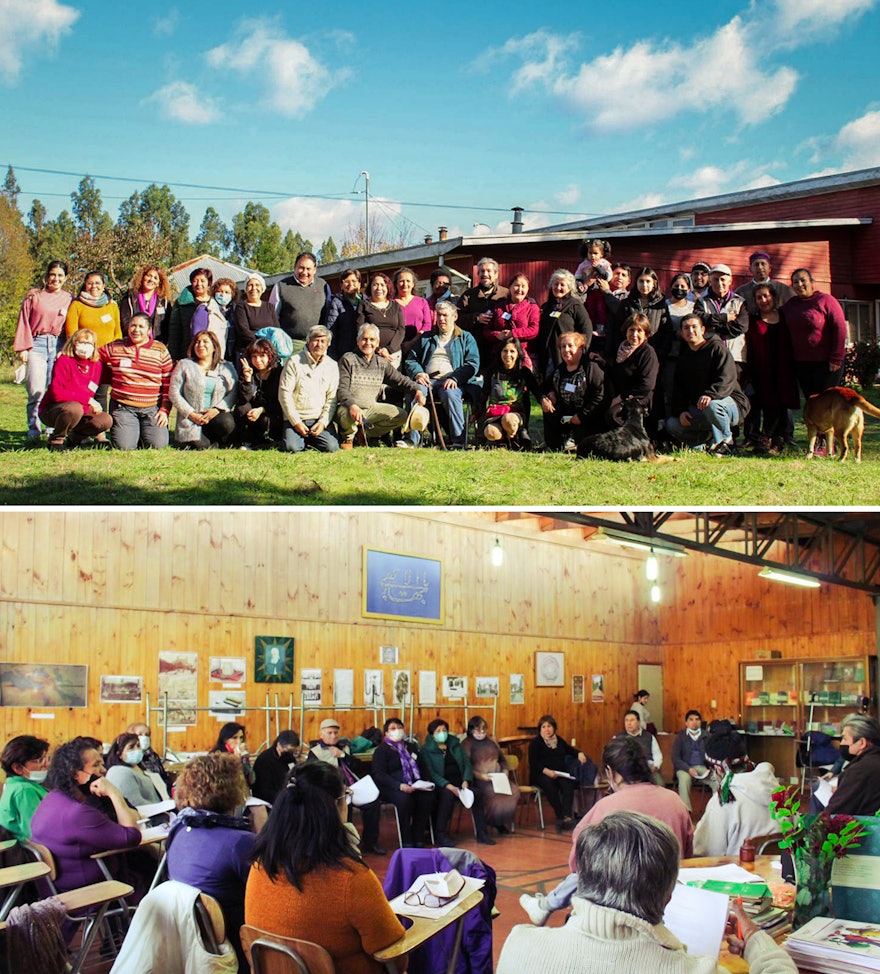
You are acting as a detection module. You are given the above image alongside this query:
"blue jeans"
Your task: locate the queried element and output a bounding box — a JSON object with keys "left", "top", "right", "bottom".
{"left": 25, "top": 334, "right": 61, "bottom": 438}
{"left": 667, "top": 396, "right": 739, "bottom": 447}
{"left": 427, "top": 379, "right": 465, "bottom": 445}
{"left": 282, "top": 419, "right": 339, "bottom": 453}
{"left": 110, "top": 403, "right": 169, "bottom": 450}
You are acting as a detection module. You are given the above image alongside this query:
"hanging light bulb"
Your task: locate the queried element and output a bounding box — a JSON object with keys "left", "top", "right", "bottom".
{"left": 650, "top": 583, "right": 661, "bottom": 604}
{"left": 646, "top": 552, "right": 659, "bottom": 581}
{"left": 491, "top": 538, "right": 504, "bottom": 567}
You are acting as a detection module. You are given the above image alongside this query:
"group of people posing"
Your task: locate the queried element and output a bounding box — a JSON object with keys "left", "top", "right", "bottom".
{"left": 13, "top": 242, "right": 847, "bottom": 456}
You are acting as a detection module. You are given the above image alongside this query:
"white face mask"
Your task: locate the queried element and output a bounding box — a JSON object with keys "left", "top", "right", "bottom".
{"left": 215, "top": 293, "right": 231, "bottom": 307}
{"left": 687, "top": 728, "right": 702, "bottom": 740}
{"left": 74, "top": 343, "right": 95, "bottom": 358}
{"left": 138, "top": 735, "right": 151, "bottom": 751}
{"left": 387, "top": 728, "right": 405, "bottom": 743}
{"left": 123, "top": 749, "right": 144, "bottom": 766}
{"left": 27, "top": 769, "right": 48, "bottom": 784}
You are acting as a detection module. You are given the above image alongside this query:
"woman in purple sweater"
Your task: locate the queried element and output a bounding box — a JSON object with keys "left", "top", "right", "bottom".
{"left": 782, "top": 268, "right": 847, "bottom": 399}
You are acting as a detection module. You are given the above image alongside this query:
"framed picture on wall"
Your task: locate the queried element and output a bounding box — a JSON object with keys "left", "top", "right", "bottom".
{"left": 0, "top": 662, "right": 88, "bottom": 707}
{"left": 255, "top": 636, "right": 294, "bottom": 683}
{"left": 572, "top": 674, "right": 585, "bottom": 704}
{"left": 536, "top": 652, "right": 564, "bottom": 687}
{"left": 100, "top": 675, "right": 143, "bottom": 704}
{"left": 362, "top": 547, "right": 443, "bottom": 624}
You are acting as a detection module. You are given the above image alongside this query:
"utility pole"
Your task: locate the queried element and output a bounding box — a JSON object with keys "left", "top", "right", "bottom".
{"left": 361, "top": 171, "right": 370, "bottom": 254}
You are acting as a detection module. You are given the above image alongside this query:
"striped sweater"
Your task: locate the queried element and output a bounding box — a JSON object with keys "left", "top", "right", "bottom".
{"left": 100, "top": 338, "right": 173, "bottom": 411}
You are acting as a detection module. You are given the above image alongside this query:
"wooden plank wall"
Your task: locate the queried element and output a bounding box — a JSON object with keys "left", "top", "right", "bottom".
{"left": 660, "top": 554, "right": 877, "bottom": 728}
{"left": 0, "top": 511, "right": 662, "bottom": 760}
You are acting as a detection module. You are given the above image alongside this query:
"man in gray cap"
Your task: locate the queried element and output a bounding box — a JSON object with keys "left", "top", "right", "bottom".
{"left": 308, "top": 718, "right": 385, "bottom": 854}
{"left": 694, "top": 265, "right": 749, "bottom": 409}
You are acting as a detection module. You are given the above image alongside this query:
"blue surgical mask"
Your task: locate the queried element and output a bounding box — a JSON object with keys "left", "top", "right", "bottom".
{"left": 123, "top": 749, "right": 144, "bottom": 766}
{"left": 27, "top": 770, "right": 48, "bottom": 784}
{"left": 215, "top": 293, "right": 230, "bottom": 307}
{"left": 433, "top": 731, "right": 448, "bottom": 744}
{"left": 138, "top": 735, "right": 151, "bottom": 751}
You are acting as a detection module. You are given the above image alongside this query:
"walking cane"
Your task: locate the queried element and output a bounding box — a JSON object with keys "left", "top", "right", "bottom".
{"left": 426, "top": 383, "right": 447, "bottom": 450}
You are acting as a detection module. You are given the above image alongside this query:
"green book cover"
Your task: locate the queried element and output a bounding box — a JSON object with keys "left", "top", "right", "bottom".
{"left": 830, "top": 816, "right": 880, "bottom": 924}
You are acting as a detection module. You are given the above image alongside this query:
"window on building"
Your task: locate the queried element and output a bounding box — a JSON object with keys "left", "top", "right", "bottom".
{"left": 840, "top": 300, "right": 876, "bottom": 344}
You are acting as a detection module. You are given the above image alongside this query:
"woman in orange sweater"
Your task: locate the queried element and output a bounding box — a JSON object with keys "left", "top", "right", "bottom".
{"left": 245, "top": 761, "right": 406, "bottom": 974}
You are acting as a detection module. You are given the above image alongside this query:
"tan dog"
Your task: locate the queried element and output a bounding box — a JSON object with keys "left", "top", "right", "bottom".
{"left": 803, "top": 386, "right": 880, "bottom": 462}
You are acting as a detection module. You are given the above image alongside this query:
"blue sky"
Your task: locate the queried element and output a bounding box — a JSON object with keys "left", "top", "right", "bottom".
{"left": 3, "top": 0, "right": 879, "bottom": 253}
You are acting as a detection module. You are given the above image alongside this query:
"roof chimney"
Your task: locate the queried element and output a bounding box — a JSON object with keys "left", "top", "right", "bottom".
{"left": 438, "top": 226, "right": 448, "bottom": 241}
{"left": 424, "top": 234, "right": 433, "bottom": 244}
{"left": 511, "top": 207, "right": 524, "bottom": 234}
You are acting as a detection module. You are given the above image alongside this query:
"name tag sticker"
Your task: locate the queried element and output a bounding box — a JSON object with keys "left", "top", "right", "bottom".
{"left": 502, "top": 312, "right": 512, "bottom": 321}
{"left": 120, "top": 359, "right": 133, "bottom": 369}
{"left": 101, "top": 313, "right": 113, "bottom": 323}
{"left": 550, "top": 311, "right": 562, "bottom": 319}
{"left": 88, "top": 380, "right": 99, "bottom": 392}
{"left": 564, "top": 382, "right": 576, "bottom": 393}
{"left": 207, "top": 369, "right": 218, "bottom": 378}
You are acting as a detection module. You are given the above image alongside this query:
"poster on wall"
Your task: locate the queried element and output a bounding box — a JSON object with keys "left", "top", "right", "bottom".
{"left": 364, "top": 669, "right": 384, "bottom": 705}
{"left": 536, "top": 652, "right": 565, "bottom": 687}
{"left": 510, "top": 674, "right": 524, "bottom": 705}
{"left": 391, "top": 669, "right": 411, "bottom": 705}
{"left": 334, "top": 669, "right": 354, "bottom": 707}
{"left": 362, "top": 547, "right": 443, "bottom": 624}
{"left": 591, "top": 674, "right": 605, "bottom": 703}
{"left": 443, "top": 675, "right": 467, "bottom": 699}
{"left": 209, "top": 657, "right": 246, "bottom": 684}
{"left": 572, "top": 675, "right": 585, "bottom": 704}
{"left": 380, "top": 645, "right": 399, "bottom": 665}
{"left": 0, "top": 663, "right": 89, "bottom": 708}
{"left": 254, "top": 636, "right": 294, "bottom": 683}
{"left": 476, "top": 676, "right": 499, "bottom": 698}
{"left": 100, "top": 675, "right": 143, "bottom": 704}
{"left": 301, "top": 668, "right": 322, "bottom": 704}
{"left": 419, "top": 670, "right": 436, "bottom": 705}
{"left": 209, "top": 690, "right": 245, "bottom": 718}
{"left": 158, "top": 651, "right": 198, "bottom": 725}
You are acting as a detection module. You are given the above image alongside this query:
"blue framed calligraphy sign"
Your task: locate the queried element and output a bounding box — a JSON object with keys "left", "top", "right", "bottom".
{"left": 362, "top": 547, "right": 443, "bottom": 624}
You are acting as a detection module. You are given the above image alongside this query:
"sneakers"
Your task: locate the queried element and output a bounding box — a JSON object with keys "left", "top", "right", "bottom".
{"left": 340, "top": 436, "right": 355, "bottom": 451}
{"left": 394, "top": 439, "right": 413, "bottom": 449}
{"left": 562, "top": 437, "right": 577, "bottom": 453}
{"left": 519, "top": 893, "right": 551, "bottom": 926}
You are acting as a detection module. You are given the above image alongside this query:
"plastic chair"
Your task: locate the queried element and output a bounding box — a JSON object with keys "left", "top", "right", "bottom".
{"left": 240, "top": 924, "right": 336, "bottom": 974}
{"left": 381, "top": 802, "right": 436, "bottom": 848}
{"left": 506, "top": 755, "right": 544, "bottom": 830}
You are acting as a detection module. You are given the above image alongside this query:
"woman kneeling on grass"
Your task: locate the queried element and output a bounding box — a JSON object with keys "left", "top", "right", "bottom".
{"left": 170, "top": 330, "right": 237, "bottom": 449}
{"left": 40, "top": 328, "right": 113, "bottom": 451}
{"left": 479, "top": 337, "right": 541, "bottom": 450}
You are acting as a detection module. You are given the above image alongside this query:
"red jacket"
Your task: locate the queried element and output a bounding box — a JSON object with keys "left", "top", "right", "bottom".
{"left": 485, "top": 300, "right": 540, "bottom": 367}
{"left": 39, "top": 356, "right": 102, "bottom": 418}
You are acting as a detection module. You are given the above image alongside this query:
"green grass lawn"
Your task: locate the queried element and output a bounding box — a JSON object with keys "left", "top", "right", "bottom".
{"left": 1, "top": 372, "right": 879, "bottom": 506}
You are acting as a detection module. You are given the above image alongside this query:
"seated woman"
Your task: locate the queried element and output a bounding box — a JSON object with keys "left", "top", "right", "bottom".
{"left": 461, "top": 716, "right": 519, "bottom": 840}
{"left": 693, "top": 721, "right": 778, "bottom": 857}
{"left": 29, "top": 736, "right": 142, "bottom": 894}
{"left": 104, "top": 732, "right": 163, "bottom": 809}
{"left": 479, "top": 337, "right": 541, "bottom": 450}
{"left": 0, "top": 735, "right": 49, "bottom": 840}
{"left": 604, "top": 313, "right": 660, "bottom": 431}
{"left": 540, "top": 332, "right": 604, "bottom": 452}
{"left": 38, "top": 327, "right": 113, "bottom": 451}
{"left": 166, "top": 752, "right": 256, "bottom": 972}
{"left": 234, "top": 338, "right": 285, "bottom": 448}
{"left": 252, "top": 730, "right": 301, "bottom": 804}
{"left": 520, "top": 735, "right": 693, "bottom": 926}
{"left": 212, "top": 723, "right": 255, "bottom": 789}
{"left": 169, "top": 331, "right": 237, "bottom": 449}
{"left": 528, "top": 714, "right": 588, "bottom": 832}
{"left": 371, "top": 717, "right": 435, "bottom": 847}
{"left": 420, "top": 718, "right": 474, "bottom": 847}
{"left": 499, "top": 810, "right": 796, "bottom": 974}
{"left": 245, "top": 761, "right": 406, "bottom": 974}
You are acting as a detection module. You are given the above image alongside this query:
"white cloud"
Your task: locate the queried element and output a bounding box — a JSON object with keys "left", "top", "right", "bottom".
{"left": 144, "top": 81, "right": 221, "bottom": 124}
{"left": 831, "top": 110, "right": 880, "bottom": 169}
{"left": 554, "top": 184, "right": 581, "bottom": 207}
{"left": 272, "top": 196, "right": 404, "bottom": 248}
{"left": 0, "top": 0, "right": 78, "bottom": 82}
{"left": 614, "top": 162, "right": 782, "bottom": 211}
{"left": 207, "top": 21, "right": 346, "bottom": 117}
{"left": 773, "top": 0, "right": 875, "bottom": 33}
{"left": 153, "top": 8, "right": 180, "bottom": 38}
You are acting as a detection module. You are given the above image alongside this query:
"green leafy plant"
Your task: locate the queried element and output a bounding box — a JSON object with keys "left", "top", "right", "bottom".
{"left": 770, "top": 785, "right": 869, "bottom": 864}
{"left": 843, "top": 341, "right": 880, "bottom": 391}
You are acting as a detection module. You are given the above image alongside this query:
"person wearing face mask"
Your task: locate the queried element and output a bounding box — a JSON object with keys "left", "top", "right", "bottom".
{"left": 825, "top": 714, "right": 880, "bottom": 816}
{"left": 371, "top": 717, "right": 436, "bottom": 847}
{"left": 253, "top": 730, "right": 302, "bottom": 804}
{"left": 126, "top": 721, "right": 174, "bottom": 792}
{"left": 212, "top": 723, "right": 255, "bottom": 787}
{"left": 420, "top": 718, "right": 474, "bottom": 847}
{"left": 30, "top": 736, "right": 142, "bottom": 896}
{"left": 105, "top": 732, "right": 164, "bottom": 808}
{"left": 0, "top": 735, "right": 50, "bottom": 840}
{"left": 518, "top": 736, "right": 693, "bottom": 927}
{"left": 39, "top": 327, "right": 113, "bottom": 451}
{"left": 211, "top": 277, "right": 239, "bottom": 360}
{"left": 462, "top": 716, "right": 519, "bottom": 841}
{"left": 167, "top": 266, "right": 228, "bottom": 362}
{"left": 671, "top": 710, "right": 718, "bottom": 813}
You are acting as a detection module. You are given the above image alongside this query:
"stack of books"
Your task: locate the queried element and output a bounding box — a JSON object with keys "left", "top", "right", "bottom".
{"left": 785, "top": 917, "right": 880, "bottom": 973}
{"left": 684, "top": 879, "right": 791, "bottom": 937}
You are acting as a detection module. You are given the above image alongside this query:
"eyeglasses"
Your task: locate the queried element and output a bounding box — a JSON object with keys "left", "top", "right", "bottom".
{"left": 403, "top": 885, "right": 457, "bottom": 909}
{"left": 338, "top": 788, "right": 354, "bottom": 805}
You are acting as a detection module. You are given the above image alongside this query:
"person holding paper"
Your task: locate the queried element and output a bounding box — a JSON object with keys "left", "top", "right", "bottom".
{"left": 672, "top": 710, "right": 718, "bottom": 812}
{"left": 462, "top": 716, "right": 519, "bottom": 839}
{"left": 528, "top": 714, "right": 588, "bottom": 832}
{"left": 500, "top": 811, "right": 797, "bottom": 974}
{"left": 372, "top": 717, "right": 436, "bottom": 847}
{"left": 308, "top": 718, "right": 385, "bottom": 855}
{"left": 420, "top": 718, "right": 477, "bottom": 846}
{"left": 619, "top": 710, "right": 665, "bottom": 786}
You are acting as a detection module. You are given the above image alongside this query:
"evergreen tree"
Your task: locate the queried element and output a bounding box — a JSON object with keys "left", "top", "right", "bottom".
{"left": 194, "top": 206, "right": 230, "bottom": 258}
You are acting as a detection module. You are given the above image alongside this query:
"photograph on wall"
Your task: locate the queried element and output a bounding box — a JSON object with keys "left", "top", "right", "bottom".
{"left": 334, "top": 669, "right": 354, "bottom": 707}
{"left": 592, "top": 674, "right": 605, "bottom": 703}
{"left": 301, "top": 668, "right": 322, "bottom": 705}
{"left": 254, "top": 636, "right": 294, "bottom": 683}
{"left": 443, "top": 675, "right": 467, "bottom": 699}
{"left": 392, "top": 669, "right": 411, "bottom": 705}
{"left": 419, "top": 670, "right": 436, "bottom": 705}
{"left": 476, "top": 676, "right": 499, "bottom": 698}
{"left": 100, "top": 675, "right": 143, "bottom": 704}
{"left": 0, "top": 663, "right": 89, "bottom": 708}
{"left": 536, "top": 651, "right": 565, "bottom": 687}
{"left": 209, "top": 657, "right": 246, "bottom": 683}
{"left": 158, "top": 651, "right": 198, "bottom": 725}
{"left": 362, "top": 547, "right": 443, "bottom": 624}
{"left": 209, "top": 690, "right": 246, "bottom": 719}
{"left": 572, "top": 674, "right": 585, "bottom": 704}
{"left": 364, "top": 669, "right": 384, "bottom": 705}
{"left": 380, "top": 645, "right": 399, "bottom": 665}
{"left": 510, "top": 673, "right": 525, "bottom": 705}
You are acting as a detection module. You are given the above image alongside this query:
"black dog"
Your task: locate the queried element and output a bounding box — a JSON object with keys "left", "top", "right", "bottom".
{"left": 577, "top": 398, "right": 655, "bottom": 461}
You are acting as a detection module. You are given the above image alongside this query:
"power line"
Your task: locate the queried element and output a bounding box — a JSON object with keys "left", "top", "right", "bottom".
{"left": 9, "top": 164, "right": 597, "bottom": 218}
